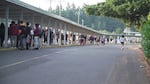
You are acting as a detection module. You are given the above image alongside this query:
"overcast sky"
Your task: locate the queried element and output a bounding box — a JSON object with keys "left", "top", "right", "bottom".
{"left": 20, "top": 0, "right": 105, "bottom": 10}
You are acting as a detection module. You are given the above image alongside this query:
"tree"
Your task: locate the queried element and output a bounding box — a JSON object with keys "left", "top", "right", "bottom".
{"left": 49, "top": 3, "right": 125, "bottom": 33}
{"left": 115, "top": 27, "right": 123, "bottom": 34}
{"left": 84, "top": 0, "right": 150, "bottom": 28}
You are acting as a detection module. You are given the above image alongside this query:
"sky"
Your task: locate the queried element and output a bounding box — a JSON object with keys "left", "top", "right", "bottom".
{"left": 20, "top": 0, "right": 105, "bottom": 10}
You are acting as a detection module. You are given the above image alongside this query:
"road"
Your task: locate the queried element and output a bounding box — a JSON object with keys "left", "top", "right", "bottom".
{"left": 0, "top": 45, "right": 149, "bottom": 84}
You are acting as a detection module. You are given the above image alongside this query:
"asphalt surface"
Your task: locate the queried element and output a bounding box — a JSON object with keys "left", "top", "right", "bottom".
{"left": 0, "top": 44, "right": 149, "bottom": 84}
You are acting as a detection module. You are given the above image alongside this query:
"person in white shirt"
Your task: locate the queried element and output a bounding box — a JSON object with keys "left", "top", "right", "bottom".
{"left": 120, "top": 35, "right": 125, "bottom": 49}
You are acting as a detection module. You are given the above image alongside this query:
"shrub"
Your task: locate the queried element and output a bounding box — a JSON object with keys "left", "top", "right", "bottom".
{"left": 141, "top": 20, "right": 150, "bottom": 58}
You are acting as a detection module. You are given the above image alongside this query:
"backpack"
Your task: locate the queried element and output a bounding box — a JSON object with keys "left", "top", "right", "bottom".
{"left": 20, "top": 26, "right": 27, "bottom": 37}
{"left": 38, "top": 29, "right": 43, "bottom": 38}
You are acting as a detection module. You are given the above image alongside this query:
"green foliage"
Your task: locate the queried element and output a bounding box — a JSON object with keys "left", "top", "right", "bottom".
{"left": 84, "top": 0, "right": 150, "bottom": 28}
{"left": 115, "top": 27, "right": 123, "bottom": 34}
{"left": 141, "top": 20, "right": 150, "bottom": 58}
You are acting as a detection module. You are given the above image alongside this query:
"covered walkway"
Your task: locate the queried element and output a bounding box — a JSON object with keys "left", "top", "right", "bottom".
{"left": 0, "top": 0, "right": 101, "bottom": 48}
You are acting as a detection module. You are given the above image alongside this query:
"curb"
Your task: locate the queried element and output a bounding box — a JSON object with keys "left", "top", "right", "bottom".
{"left": 0, "top": 48, "right": 17, "bottom": 51}
{"left": 0, "top": 44, "right": 81, "bottom": 51}
{"left": 138, "top": 48, "right": 150, "bottom": 66}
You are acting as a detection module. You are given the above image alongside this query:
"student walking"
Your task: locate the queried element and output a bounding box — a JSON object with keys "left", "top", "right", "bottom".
{"left": 101, "top": 36, "right": 105, "bottom": 45}
{"left": 120, "top": 35, "right": 125, "bottom": 50}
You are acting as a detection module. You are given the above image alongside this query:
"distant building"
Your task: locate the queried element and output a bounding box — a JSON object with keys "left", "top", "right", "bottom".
{"left": 123, "top": 27, "right": 141, "bottom": 43}
{"left": 123, "top": 27, "right": 141, "bottom": 36}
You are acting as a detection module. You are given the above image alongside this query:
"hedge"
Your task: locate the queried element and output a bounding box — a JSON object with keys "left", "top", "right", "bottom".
{"left": 141, "top": 20, "right": 150, "bottom": 58}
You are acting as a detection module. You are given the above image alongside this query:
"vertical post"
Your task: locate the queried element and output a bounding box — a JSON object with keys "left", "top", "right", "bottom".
{"left": 40, "top": 17, "right": 43, "bottom": 29}
{"left": 59, "top": 0, "right": 62, "bottom": 16}
{"left": 49, "top": 0, "right": 52, "bottom": 13}
{"left": 59, "top": 22, "right": 62, "bottom": 45}
{"left": 0, "top": 18, "right": 1, "bottom": 23}
{"left": 40, "top": 17, "right": 43, "bottom": 47}
{"left": 67, "top": 31, "right": 70, "bottom": 45}
{"left": 31, "top": 16, "right": 35, "bottom": 29}
{"left": 76, "top": 33, "right": 79, "bottom": 45}
{"left": 72, "top": 32, "right": 75, "bottom": 45}
{"left": 47, "top": 20, "right": 51, "bottom": 46}
{"left": 70, "top": 31, "right": 73, "bottom": 45}
{"left": 54, "top": 20, "right": 57, "bottom": 45}
{"left": 85, "top": 33, "right": 88, "bottom": 45}
{"left": 78, "top": 33, "right": 81, "bottom": 45}
{"left": 53, "top": 28, "right": 55, "bottom": 45}
{"left": 20, "top": 10, "right": 24, "bottom": 21}
{"left": 4, "top": 6, "right": 9, "bottom": 48}
{"left": 117, "top": 36, "right": 120, "bottom": 44}
{"left": 63, "top": 24, "right": 67, "bottom": 45}
{"left": 31, "top": 16, "right": 35, "bottom": 47}
{"left": 77, "top": 8, "right": 80, "bottom": 24}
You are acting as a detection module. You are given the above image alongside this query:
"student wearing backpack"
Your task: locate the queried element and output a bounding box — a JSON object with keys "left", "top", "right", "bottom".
{"left": 120, "top": 35, "right": 125, "bottom": 50}
{"left": 19, "top": 21, "right": 27, "bottom": 50}
{"left": 26, "top": 22, "right": 32, "bottom": 50}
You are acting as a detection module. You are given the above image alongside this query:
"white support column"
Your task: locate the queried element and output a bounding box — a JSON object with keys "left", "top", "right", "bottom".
{"left": 59, "top": 22, "right": 62, "bottom": 46}
{"left": 63, "top": 24, "right": 67, "bottom": 45}
{"left": 75, "top": 33, "right": 78, "bottom": 45}
{"left": 40, "top": 17, "right": 43, "bottom": 29}
{"left": 117, "top": 36, "right": 120, "bottom": 44}
{"left": 70, "top": 32, "right": 73, "bottom": 45}
{"left": 72, "top": 32, "right": 75, "bottom": 45}
{"left": 78, "top": 33, "right": 81, "bottom": 45}
{"left": 58, "top": 30, "right": 61, "bottom": 45}
{"left": 20, "top": 10, "right": 24, "bottom": 21}
{"left": 4, "top": 6, "right": 9, "bottom": 48}
{"left": 40, "top": 17, "right": 43, "bottom": 46}
{"left": 54, "top": 21, "right": 57, "bottom": 45}
{"left": 31, "top": 16, "right": 35, "bottom": 29}
{"left": 47, "top": 20, "right": 51, "bottom": 46}
{"left": 30, "top": 16, "right": 35, "bottom": 47}
{"left": 67, "top": 31, "right": 71, "bottom": 45}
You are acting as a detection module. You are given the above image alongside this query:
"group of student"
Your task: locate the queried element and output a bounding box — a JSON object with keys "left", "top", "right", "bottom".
{"left": 0, "top": 21, "right": 43, "bottom": 50}
{"left": 0, "top": 20, "right": 126, "bottom": 50}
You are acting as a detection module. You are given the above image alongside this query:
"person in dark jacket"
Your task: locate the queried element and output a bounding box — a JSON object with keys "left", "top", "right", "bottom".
{"left": 26, "top": 22, "right": 32, "bottom": 50}
{"left": 0, "top": 23, "right": 5, "bottom": 47}
{"left": 19, "top": 21, "right": 27, "bottom": 50}
{"left": 9, "top": 21, "right": 18, "bottom": 47}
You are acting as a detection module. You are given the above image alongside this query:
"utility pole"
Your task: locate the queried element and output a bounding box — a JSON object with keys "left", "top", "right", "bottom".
{"left": 77, "top": 8, "right": 80, "bottom": 24}
{"left": 49, "top": 0, "right": 52, "bottom": 13}
{"left": 59, "top": 0, "right": 62, "bottom": 16}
